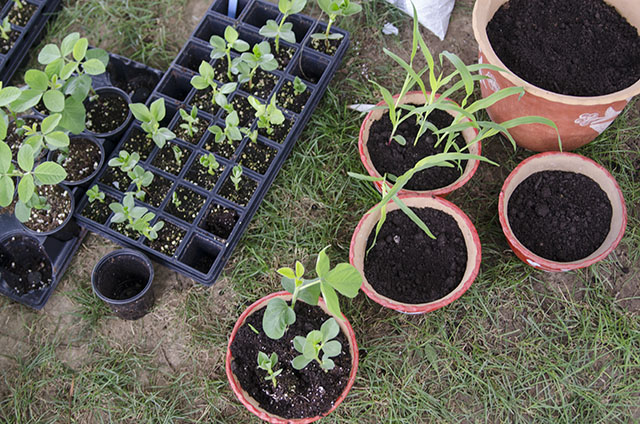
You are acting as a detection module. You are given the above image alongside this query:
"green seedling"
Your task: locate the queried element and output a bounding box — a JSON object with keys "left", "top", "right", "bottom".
{"left": 262, "top": 247, "right": 362, "bottom": 340}
{"left": 86, "top": 185, "right": 105, "bottom": 203}
{"left": 171, "top": 145, "right": 183, "bottom": 166}
{"left": 292, "top": 76, "right": 307, "bottom": 96}
{"left": 199, "top": 153, "right": 220, "bottom": 175}
{"left": 179, "top": 106, "right": 199, "bottom": 138}
{"left": 259, "top": 0, "right": 306, "bottom": 52}
{"left": 311, "top": 0, "right": 361, "bottom": 47}
{"left": 0, "top": 83, "right": 21, "bottom": 139}
{"left": 292, "top": 318, "right": 341, "bottom": 371}
{"left": 0, "top": 142, "right": 67, "bottom": 222}
{"left": 171, "top": 191, "right": 181, "bottom": 208}
{"left": 0, "top": 17, "right": 11, "bottom": 41}
{"left": 232, "top": 41, "right": 278, "bottom": 89}
{"left": 208, "top": 111, "right": 242, "bottom": 145}
{"left": 129, "top": 98, "right": 176, "bottom": 148}
{"left": 108, "top": 150, "right": 140, "bottom": 173}
{"left": 248, "top": 95, "right": 285, "bottom": 136}
{"left": 109, "top": 192, "right": 164, "bottom": 240}
{"left": 230, "top": 164, "right": 242, "bottom": 191}
{"left": 241, "top": 127, "right": 258, "bottom": 144}
{"left": 209, "top": 26, "right": 250, "bottom": 80}
{"left": 190, "top": 61, "right": 237, "bottom": 112}
{"left": 20, "top": 113, "right": 70, "bottom": 158}
{"left": 257, "top": 352, "right": 282, "bottom": 388}
{"left": 12, "top": 0, "right": 24, "bottom": 8}
{"left": 127, "top": 165, "right": 153, "bottom": 200}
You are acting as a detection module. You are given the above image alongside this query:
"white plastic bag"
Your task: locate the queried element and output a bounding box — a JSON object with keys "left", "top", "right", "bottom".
{"left": 384, "top": 0, "right": 456, "bottom": 40}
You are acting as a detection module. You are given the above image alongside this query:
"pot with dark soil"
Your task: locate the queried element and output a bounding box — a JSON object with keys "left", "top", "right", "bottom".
{"left": 472, "top": 0, "right": 640, "bottom": 151}
{"left": 0, "top": 232, "right": 53, "bottom": 296}
{"left": 350, "top": 195, "right": 481, "bottom": 314}
{"left": 84, "top": 87, "right": 132, "bottom": 140}
{"left": 20, "top": 184, "right": 79, "bottom": 241}
{"left": 498, "top": 152, "right": 627, "bottom": 271}
{"left": 92, "top": 248, "right": 155, "bottom": 320}
{"left": 47, "top": 135, "right": 105, "bottom": 187}
{"left": 7, "top": 1, "right": 40, "bottom": 27}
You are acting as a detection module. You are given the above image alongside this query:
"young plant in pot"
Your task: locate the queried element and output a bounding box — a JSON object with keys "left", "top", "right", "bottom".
{"left": 226, "top": 248, "right": 362, "bottom": 422}
{"left": 259, "top": 0, "right": 306, "bottom": 67}
{"left": 472, "top": 0, "right": 640, "bottom": 151}
{"left": 498, "top": 152, "right": 627, "bottom": 272}
{"left": 360, "top": 7, "right": 558, "bottom": 197}
{"left": 310, "top": 0, "right": 361, "bottom": 55}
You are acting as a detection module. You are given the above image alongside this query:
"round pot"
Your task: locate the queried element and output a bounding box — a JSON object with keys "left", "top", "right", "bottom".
{"left": 498, "top": 152, "right": 627, "bottom": 272}
{"left": 92, "top": 249, "right": 155, "bottom": 320}
{"left": 46, "top": 135, "right": 105, "bottom": 187}
{"left": 0, "top": 232, "right": 53, "bottom": 296}
{"left": 472, "top": 0, "right": 640, "bottom": 152}
{"left": 349, "top": 195, "right": 482, "bottom": 314}
{"left": 358, "top": 91, "right": 481, "bottom": 197}
{"left": 225, "top": 291, "right": 359, "bottom": 424}
{"left": 84, "top": 86, "right": 132, "bottom": 141}
{"left": 20, "top": 183, "right": 79, "bottom": 242}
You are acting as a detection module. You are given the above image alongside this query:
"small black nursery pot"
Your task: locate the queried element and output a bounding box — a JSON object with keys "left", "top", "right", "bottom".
{"left": 84, "top": 87, "right": 133, "bottom": 141}
{"left": 92, "top": 249, "right": 155, "bottom": 320}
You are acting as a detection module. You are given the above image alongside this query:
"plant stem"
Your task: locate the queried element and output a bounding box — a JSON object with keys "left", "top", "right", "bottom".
{"left": 226, "top": 49, "right": 233, "bottom": 80}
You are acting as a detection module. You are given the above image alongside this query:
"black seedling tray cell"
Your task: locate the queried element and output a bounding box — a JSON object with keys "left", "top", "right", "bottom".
{"left": 74, "top": 0, "right": 349, "bottom": 286}
{"left": 0, "top": 0, "right": 62, "bottom": 84}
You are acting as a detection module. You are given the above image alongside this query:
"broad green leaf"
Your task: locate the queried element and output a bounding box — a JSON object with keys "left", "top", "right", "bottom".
{"left": 129, "top": 103, "right": 153, "bottom": 123}
{"left": 0, "top": 141, "right": 11, "bottom": 173}
{"left": 259, "top": 20, "right": 279, "bottom": 38}
{"left": 43, "top": 90, "right": 65, "bottom": 113}
{"left": 60, "top": 62, "right": 79, "bottom": 80}
{"left": 190, "top": 75, "right": 208, "bottom": 90}
{"left": 65, "top": 74, "right": 92, "bottom": 101}
{"left": 295, "top": 261, "right": 304, "bottom": 278}
{"left": 0, "top": 86, "right": 20, "bottom": 108}
{"left": 24, "top": 70, "right": 48, "bottom": 91}
{"left": 149, "top": 98, "right": 165, "bottom": 121}
{"left": 224, "top": 26, "right": 239, "bottom": 43}
{"left": 38, "top": 44, "right": 62, "bottom": 64}
{"left": 0, "top": 175, "right": 14, "bottom": 207}
{"left": 293, "top": 336, "right": 305, "bottom": 353}
{"left": 45, "top": 132, "right": 70, "bottom": 150}
{"left": 263, "top": 297, "right": 294, "bottom": 340}
{"left": 33, "top": 161, "right": 66, "bottom": 184}
{"left": 209, "top": 36, "right": 226, "bottom": 58}
{"left": 297, "top": 279, "right": 321, "bottom": 306}
{"left": 279, "top": 24, "right": 296, "bottom": 44}
{"left": 59, "top": 96, "right": 85, "bottom": 134}
{"left": 277, "top": 267, "right": 296, "bottom": 280}
{"left": 60, "top": 33, "right": 80, "bottom": 57}
{"left": 10, "top": 89, "right": 42, "bottom": 113}
{"left": 41, "top": 114, "right": 62, "bottom": 134}
{"left": 291, "top": 355, "right": 312, "bottom": 370}
{"left": 17, "top": 174, "right": 34, "bottom": 203}
{"left": 323, "top": 340, "right": 341, "bottom": 357}
{"left": 315, "top": 247, "right": 330, "bottom": 278}
{"left": 72, "top": 38, "right": 88, "bottom": 61}
{"left": 85, "top": 48, "right": 110, "bottom": 66}
{"left": 321, "top": 318, "right": 340, "bottom": 341}
{"left": 14, "top": 200, "right": 31, "bottom": 223}
{"left": 0, "top": 111, "right": 7, "bottom": 140}
{"left": 281, "top": 276, "right": 296, "bottom": 294}
{"left": 289, "top": 0, "right": 306, "bottom": 14}
{"left": 17, "top": 144, "right": 34, "bottom": 173}
{"left": 82, "top": 58, "right": 106, "bottom": 75}
{"left": 320, "top": 281, "right": 341, "bottom": 319}
{"left": 324, "top": 263, "right": 362, "bottom": 298}
{"left": 45, "top": 59, "right": 64, "bottom": 79}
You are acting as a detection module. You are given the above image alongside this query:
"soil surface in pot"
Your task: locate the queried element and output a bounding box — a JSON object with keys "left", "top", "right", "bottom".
{"left": 165, "top": 186, "right": 205, "bottom": 224}
{"left": 310, "top": 37, "right": 340, "bottom": 56}
{"left": 364, "top": 207, "right": 468, "bottom": 304}
{"left": 230, "top": 301, "right": 352, "bottom": 419}
{"left": 219, "top": 174, "right": 257, "bottom": 207}
{"left": 271, "top": 41, "right": 295, "bottom": 70}
{"left": 243, "top": 69, "right": 278, "bottom": 100}
{"left": 199, "top": 204, "right": 239, "bottom": 239}
{"left": 85, "top": 92, "right": 129, "bottom": 134}
{"left": 487, "top": 0, "right": 640, "bottom": 96}
{"left": 52, "top": 137, "right": 101, "bottom": 183}
{"left": 185, "top": 155, "right": 222, "bottom": 190}
{"left": 7, "top": 3, "right": 38, "bottom": 27}
{"left": 276, "top": 80, "right": 311, "bottom": 114}
{"left": 174, "top": 114, "right": 209, "bottom": 145}
{"left": 81, "top": 195, "right": 116, "bottom": 225}
{"left": 6, "top": 117, "right": 40, "bottom": 160}
{"left": 368, "top": 109, "right": 467, "bottom": 191}
{"left": 0, "top": 236, "right": 52, "bottom": 295}
{"left": 23, "top": 185, "right": 72, "bottom": 233}
{"left": 0, "top": 30, "right": 19, "bottom": 54}
{"left": 103, "top": 275, "right": 145, "bottom": 300}
{"left": 122, "top": 127, "right": 156, "bottom": 161}
{"left": 144, "top": 221, "right": 185, "bottom": 256}
{"left": 507, "top": 170, "right": 612, "bottom": 262}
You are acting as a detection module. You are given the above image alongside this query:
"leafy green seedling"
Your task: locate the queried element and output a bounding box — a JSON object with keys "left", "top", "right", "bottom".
{"left": 208, "top": 111, "right": 242, "bottom": 145}
{"left": 129, "top": 98, "right": 176, "bottom": 148}
{"left": 109, "top": 192, "right": 164, "bottom": 240}
{"left": 199, "top": 153, "right": 220, "bottom": 175}
{"left": 171, "top": 191, "right": 181, "bottom": 208}
{"left": 108, "top": 150, "right": 140, "bottom": 173}
{"left": 248, "top": 95, "right": 285, "bottom": 136}
{"left": 257, "top": 352, "right": 282, "bottom": 388}
{"left": 209, "top": 26, "right": 250, "bottom": 80}
{"left": 311, "top": 0, "right": 361, "bottom": 47}
{"left": 128, "top": 165, "right": 153, "bottom": 200}
{"left": 259, "top": 0, "right": 306, "bottom": 53}
{"left": 262, "top": 247, "right": 362, "bottom": 340}
{"left": 179, "top": 107, "right": 199, "bottom": 138}
{"left": 292, "top": 318, "right": 341, "bottom": 371}
{"left": 12, "top": 0, "right": 24, "bottom": 9}
{"left": 241, "top": 127, "right": 258, "bottom": 144}
{"left": 0, "top": 142, "right": 67, "bottom": 222}
{"left": 292, "top": 76, "right": 307, "bottom": 96}
{"left": 190, "top": 61, "right": 237, "bottom": 112}
{"left": 21, "top": 113, "right": 70, "bottom": 158}
{"left": 230, "top": 165, "right": 242, "bottom": 191}
{"left": 86, "top": 185, "right": 105, "bottom": 203}
{"left": 0, "top": 17, "right": 11, "bottom": 41}
{"left": 0, "top": 83, "right": 21, "bottom": 139}
{"left": 232, "top": 41, "right": 278, "bottom": 88}
{"left": 171, "top": 145, "right": 183, "bottom": 166}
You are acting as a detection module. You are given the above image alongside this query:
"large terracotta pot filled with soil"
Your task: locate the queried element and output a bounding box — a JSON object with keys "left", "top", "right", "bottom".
{"left": 349, "top": 195, "right": 481, "bottom": 314}
{"left": 226, "top": 292, "right": 358, "bottom": 423}
{"left": 498, "top": 152, "right": 626, "bottom": 272}
{"left": 472, "top": 0, "right": 640, "bottom": 151}
{"left": 359, "top": 91, "right": 480, "bottom": 197}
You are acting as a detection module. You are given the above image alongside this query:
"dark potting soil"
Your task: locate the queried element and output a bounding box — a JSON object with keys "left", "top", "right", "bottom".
{"left": 85, "top": 92, "right": 129, "bottom": 134}
{"left": 111, "top": 221, "right": 139, "bottom": 240}
{"left": 81, "top": 195, "right": 116, "bottom": 225}
{"left": 165, "top": 185, "right": 206, "bottom": 224}
{"left": 107, "top": 277, "right": 145, "bottom": 300}
{"left": 174, "top": 114, "right": 209, "bottom": 145}
{"left": 122, "top": 128, "right": 155, "bottom": 161}
{"left": 507, "top": 170, "right": 612, "bottom": 262}
{"left": 364, "top": 207, "right": 468, "bottom": 304}
{"left": 230, "top": 95, "right": 255, "bottom": 128}
{"left": 243, "top": 68, "right": 278, "bottom": 100}
{"left": 258, "top": 117, "right": 292, "bottom": 144}
{"left": 219, "top": 174, "right": 257, "bottom": 207}
{"left": 271, "top": 42, "right": 296, "bottom": 70}
{"left": 144, "top": 221, "right": 185, "bottom": 256}
{"left": 212, "top": 59, "right": 233, "bottom": 84}
{"left": 487, "top": 0, "right": 640, "bottom": 96}
{"left": 151, "top": 142, "right": 192, "bottom": 175}
{"left": 6, "top": 117, "right": 40, "bottom": 160}
{"left": 7, "top": 2, "right": 37, "bottom": 27}
{"left": 230, "top": 301, "right": 352, "bottom": 419}
{"left": 185, "top": 155, "right": 222, "bottom": 190}
{"left": 239, "top": 141, "right": 276, "bottom": 175}
{"left": 310, "top": 37, "right": 340, "bottom": 56}
{"left": 203, "top": 135, "right": 240, "bottom": 159}
{"left": 22, "top": 185, "right": 72, "bottom": 233}
{"left": 199, "top": 204, "right": 239, "bottom": 239}
{"left": 141, "top": 174, "right": 172, "bottom": 208}
{"left": 0, "top": 235, "right": 52, "bottom": 295}
{"left": 368, "top": 109, "right": 468, "bottom": 191}
{"left": 277, "top": 80, "right": 311, "bottom": 114}
{"left": 53, "top": 137, "right": 101, "bottom": 183}
{"left": 0, "top": 30, "right": 19, "bottom": 54}
{"left": 190, "top": 89, "right": 219, "bottom": 116}
{"left": 100, "top": 167, "right": 131, "bottom": 192}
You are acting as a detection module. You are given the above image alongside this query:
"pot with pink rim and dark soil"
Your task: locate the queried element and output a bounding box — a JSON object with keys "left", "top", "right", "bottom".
{"left": 472, "top": 0, "right": 640, "bottom": 152}
{"left": 349, "top": 195, "right": 481, "bottom": 314}
{"left": 498, "top": 152, "right": 627, "bottom": 272}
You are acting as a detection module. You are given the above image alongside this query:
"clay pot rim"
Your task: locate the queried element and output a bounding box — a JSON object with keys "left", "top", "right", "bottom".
{"left": 472, "top": 0, "right": 640, "bottom": 105}
{"left": 349, "top": 195, "right": 482, "bottom": 314}
{"left": 358, "top": 91, "right": 482, "bottom": 197}
{"left": 497, "top": 152, "right": 627, "bottom": 271}
{"left": 225, "top": 291, "right": 359, "bottom": 424}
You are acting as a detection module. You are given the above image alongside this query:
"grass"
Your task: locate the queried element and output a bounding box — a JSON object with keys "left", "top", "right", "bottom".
{"left": 1, "top": 0, "right": 639, "bottom": 422}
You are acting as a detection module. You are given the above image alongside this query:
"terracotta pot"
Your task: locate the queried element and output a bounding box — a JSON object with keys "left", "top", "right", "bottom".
{"left": 225, "top": 291, "right": 359, "bottom": 423}
{"left": 498, "top": 152, "right": 627, "bottom": 271}
{"left": 472, "top": 0, "right": 640, "bottom": 152}
{"left": 358, "top": 91, "right": 481, "bottom": 197}
{"left": 349, "top": 195, "right": 481, "bottom": 314}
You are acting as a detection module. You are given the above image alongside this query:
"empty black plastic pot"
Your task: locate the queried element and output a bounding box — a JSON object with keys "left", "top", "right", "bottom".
{"left": 92, "top": 249, "right": 155, "bottom": 320}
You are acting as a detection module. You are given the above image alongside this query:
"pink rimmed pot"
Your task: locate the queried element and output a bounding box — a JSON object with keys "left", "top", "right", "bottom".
{"left": 349, "top": 195, "right": 482, "bottom": 314}
{"left": 498, "top": 152, "right": 627, "bottom": 272}
{"left": 358, "top": 91, "right": 481, "bottom": 197}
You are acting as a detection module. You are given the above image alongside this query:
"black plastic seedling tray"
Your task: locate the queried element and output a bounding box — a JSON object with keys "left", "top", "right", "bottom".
{"left": 0, "top": 53, "right": 163, "bottom": 309}
{"left": 0, "top": 0, "right": 63, "bottom": 84}
{"left": 74, "top": 0, "right": 350, "bottom": 286}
